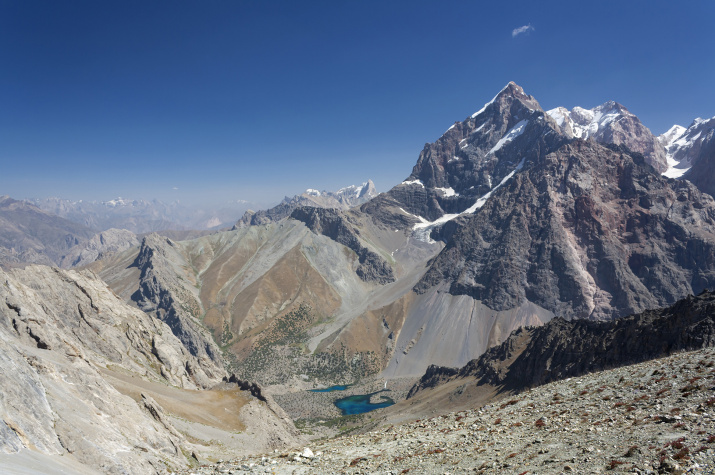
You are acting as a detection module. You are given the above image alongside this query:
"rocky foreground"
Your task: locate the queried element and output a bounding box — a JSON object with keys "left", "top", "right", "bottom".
{"left": 175, "top": 347, "right": 715, "bottom": 474}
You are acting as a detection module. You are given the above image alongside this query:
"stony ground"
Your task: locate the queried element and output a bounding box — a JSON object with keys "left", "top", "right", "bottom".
{"left": 173, "top": 347, "right": 715, "bottom": 474}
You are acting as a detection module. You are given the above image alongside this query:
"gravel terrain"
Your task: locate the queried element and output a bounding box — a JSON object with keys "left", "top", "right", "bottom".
{"left": 174, "top": 347, "right": 715, "bottom": 474}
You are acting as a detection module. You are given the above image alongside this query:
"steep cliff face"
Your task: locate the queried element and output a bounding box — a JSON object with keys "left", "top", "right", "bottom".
{"left": 131, "top": 234, "right": 226, "bottom": 381}
{"left": 415, "top": 140, "right": 715, "bottom": 320}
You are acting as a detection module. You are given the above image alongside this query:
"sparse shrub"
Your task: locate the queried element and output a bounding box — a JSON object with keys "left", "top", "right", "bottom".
{"left": 707, "top": 435, "right": 715, "bottom": 443}
{"left": 665, "top": 437, "right": 686, "bottom": 449}
{"left": 673, "top": 447, "right": 690, "bottom": 460}
{"left": 507, "top": 452, "right": 517, "bottom": 459}
{"left": 500, "top": 399, "right": 519, "bottom": 409}
{"left": 607, "top": 460, "right": 625, "bottom": 470}
{"left": 493, "top": 418, "right": 502, "bottom": 425}
{"left": 534, "top": 419, "right": 545, "bottom": 427}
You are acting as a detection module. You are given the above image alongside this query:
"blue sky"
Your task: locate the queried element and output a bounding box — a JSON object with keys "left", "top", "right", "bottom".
{"left": 1, "top": 1, "right": 714, "bottom": 205}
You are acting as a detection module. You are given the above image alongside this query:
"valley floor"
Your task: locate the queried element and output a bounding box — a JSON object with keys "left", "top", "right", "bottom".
{"left": 173, "top": 347, "right": 715, "bottom": 474}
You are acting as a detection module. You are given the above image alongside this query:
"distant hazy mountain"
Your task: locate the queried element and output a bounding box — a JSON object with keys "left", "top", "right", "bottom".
{"left": 0, "top": 195, "right": 95, "bottom": 267}
{"left": 234, "top": 180, "right": 378, "bottom": 228}
{"left": 30, "top": 196, "right": 263, "bottom": 233}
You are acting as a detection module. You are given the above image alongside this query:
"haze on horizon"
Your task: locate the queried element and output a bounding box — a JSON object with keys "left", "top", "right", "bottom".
{"left": 1, "top": 0, "right": 713, "bottom": 207}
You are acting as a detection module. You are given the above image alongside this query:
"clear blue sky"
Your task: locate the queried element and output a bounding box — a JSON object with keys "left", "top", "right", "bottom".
{"left": 1, "top": 1, "right": 713, "bottom": 205}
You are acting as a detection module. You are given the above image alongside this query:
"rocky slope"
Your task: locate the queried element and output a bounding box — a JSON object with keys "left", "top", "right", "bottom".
{"left": 235, "top": 180, "right": 378, "bottom": 228}
{"left": 0, "top": 264, "right": 301, "bottom": 474}
{"left": 409, "top": 289, "right": 715, "bottom": 398}
{"left": 175, "top": 346, "right": 715, "bottom": 474}
{"left": 91, "top": 221, "right": 408, "bottom": 387}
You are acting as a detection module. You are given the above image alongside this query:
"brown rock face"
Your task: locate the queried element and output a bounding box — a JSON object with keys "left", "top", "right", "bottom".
{"left": 415, "top": 140, "right": 715, "bottom": 320}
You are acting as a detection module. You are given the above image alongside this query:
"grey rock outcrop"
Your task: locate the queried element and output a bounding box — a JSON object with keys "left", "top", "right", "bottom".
{"left": 131, "top": 234, "right": 225, "bottom": 383}
{"left": 0, "top": 266, "right": 200, "bottom": 472}
{"left": 290, "top": 207, "right": 394, "bottom": 284}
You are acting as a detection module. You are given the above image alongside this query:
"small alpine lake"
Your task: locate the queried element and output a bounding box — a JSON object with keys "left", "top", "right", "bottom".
{"left": 334, "top": 390, "right": 395, "bottom": 415}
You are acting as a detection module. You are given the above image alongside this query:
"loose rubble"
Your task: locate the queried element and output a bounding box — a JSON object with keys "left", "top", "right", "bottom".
{"left": 173, "top": 347, "right": 715, "bottom": 474}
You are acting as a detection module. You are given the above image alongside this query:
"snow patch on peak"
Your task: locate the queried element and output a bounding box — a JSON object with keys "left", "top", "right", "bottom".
{"left": 548, "top": 102, "right": 630, "bottom": 140}
{"left": 435, "top": 187, "right": 458, "bottom": 197}
{"left": 305, "top": 189, "right": 321, "bottom": 196}
{"left": 488, "top": 120, "right": 528, "bottom": 155}
{"left": 411, "top": 158, "right": 526, "bottom": 243}
{"left": 546, "top": 107, "right": 569, "bottom": 127}
{"left": 659, "top": 125, "right": 686, "bottom": 147}
{"left": 401, "top": 179, "right": 425, "bottom": 188}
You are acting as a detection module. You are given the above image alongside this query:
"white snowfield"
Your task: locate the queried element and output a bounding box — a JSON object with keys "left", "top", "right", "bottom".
{"left": 488, "top": 120, "right": 528, "bottom": 155}
{"left": 410, "top": 158, "right": 526, "bottom": 243}
{"left": 546, "top": 102, "right": 632, "bottom": 141}
{"left": 401, "top": 179, "right": 425, "bottom": 188}
{"left": 658, "top": 116, "right": 715, "bottom": 178}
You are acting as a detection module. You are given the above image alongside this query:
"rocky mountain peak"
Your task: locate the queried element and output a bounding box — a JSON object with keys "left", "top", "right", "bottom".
{"left": 659, "top": 116, "right": 715, "bottom": 180}
{"left": 234, "top": 180, "right": 378, "bottom": 228}
{"left": 547, "top": 100, "right": 667, "bottom": 172}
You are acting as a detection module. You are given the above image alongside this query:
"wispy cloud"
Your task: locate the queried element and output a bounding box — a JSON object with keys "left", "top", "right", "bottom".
{"left": 512, "top": 24, "right": 534, "bottom": 38}
{"left": 172, "top": 187, "right": 179, "bottom": 190}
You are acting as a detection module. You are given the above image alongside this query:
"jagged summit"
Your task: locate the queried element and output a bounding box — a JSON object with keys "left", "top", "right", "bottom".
{"left": 547, "top": 101, "right": 667, "bottom": 172}
{"left": 234, "top": 179, "right": 377, "bottom": 228}
{"left": 659, "top": 116, "right": 715, "bottom": 181}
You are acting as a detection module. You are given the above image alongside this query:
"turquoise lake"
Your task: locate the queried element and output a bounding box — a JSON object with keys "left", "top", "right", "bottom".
{"left": 334, "top": 390, "right": 395, "bottom": 415}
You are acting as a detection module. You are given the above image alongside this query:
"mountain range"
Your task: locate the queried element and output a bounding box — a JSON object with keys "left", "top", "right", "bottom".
{"left": 2, "top": 82, "right": 715, "bottom": 474}
{"left": 88, "top": 82, "right": 715, "bottom": 382}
